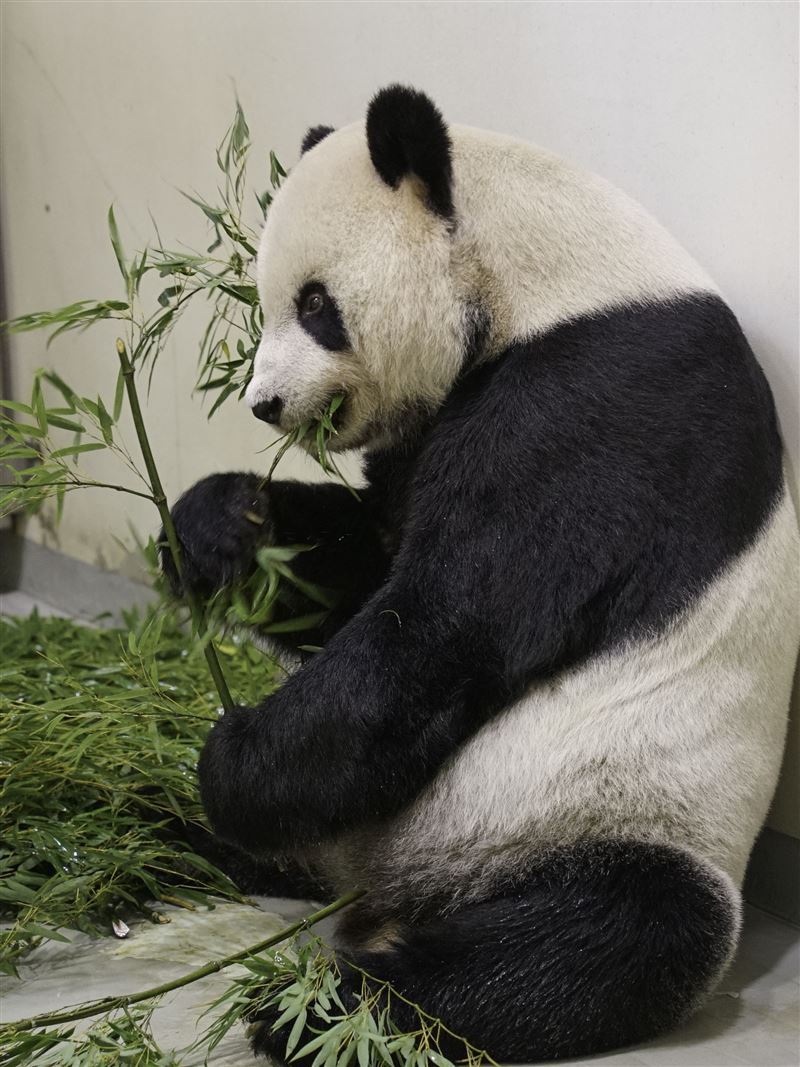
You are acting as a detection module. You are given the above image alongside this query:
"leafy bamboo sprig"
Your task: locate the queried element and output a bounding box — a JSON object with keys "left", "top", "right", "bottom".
{"left": 1, "top": 1002, "right": 179, "bottom": 1067}
{"left": 0, "top": 611, "right": 499, "bottom": 1065}
{"left": 1, "top": 99, "right": 342, "bottom": 532}
{"left": 3, "top": 101, "right": 270, "bottom": 414}
{"left": 1, "top": 918, "right": 499, "bottom": 1067}
{"left": 114, "top": 337, "right": 233, "bottom": 711}
{"left": 0, "top": 610, "right": 274, "bottom": 973}
{"left": 0, "top": 101, "right": 494, "bottom": 1064}
{"left": 202, "top": 936, "right": 500, "bottom": 1067}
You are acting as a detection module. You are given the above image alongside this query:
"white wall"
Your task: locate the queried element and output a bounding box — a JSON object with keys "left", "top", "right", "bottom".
{"left": 2, "top": 0, "right": 798, "bottom": 833}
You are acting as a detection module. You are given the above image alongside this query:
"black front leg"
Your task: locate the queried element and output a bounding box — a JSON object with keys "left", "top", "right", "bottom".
{"left": 197, "top": 561, "right": 505, "bottom": 855}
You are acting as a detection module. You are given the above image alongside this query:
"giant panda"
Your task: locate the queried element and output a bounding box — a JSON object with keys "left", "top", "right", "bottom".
{"left": 165, "top": 86, "right": 800, "bottom": 1061}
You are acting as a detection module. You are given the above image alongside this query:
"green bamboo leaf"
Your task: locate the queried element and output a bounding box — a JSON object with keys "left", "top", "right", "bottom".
{"left": 43, "top": 370, "right": 78, "bottom": 407}
{"left": 45, "top": 415, "right": 86, "bottom": 433}
{"left": 197, "top": 375, "right": 233, "bottom": 392}
{"left": 207, "top": 380, "right": 239, "bottom": 418}
{"left": 256, "top": 188, "right": 272, "bottom": 216}
{"left": 31, "top": 376, "right": 48, "bottom": 433}
{"left": 270, "top": 997, "right": 304, "bottom": 1034}
{"left": 285, "top": 1006, "right": 308, "bottom": 1055}
{"left": 50, "top": 442, "right": 107, "bottom": 459}
{"left": 97, "top": 395, "right": 114, "bottom": 445}
{"left": 76, "top": 396, "right": 100, "bottom": 419}
{"left": 257, "top": 544, "right": 312, "bottom": 564}
{"left": 147, "top": 308, "right": 175, "bottom": 340}
{"left": 22, "top": 922, "right": 71, "bottom": 943}
{"left": 5, "top": 422, "right": 46, "bottom": 439}
{"left": 0, "top": 445, "right": 40, "bottom": 460}
{"left": 277, "top": 568, "right": 338, "bottom": 609}
{"left": 108, "top": 204, "right": 129, "bottom": 283}
{"left": 0, "top": 400, "right": 34, "bottom": 415}
{"left": 231, "top": 100, "right": 250, "bottom": 155}
{"left": 270, "top": 150, "right": 287, "bottom": 188}
{"left": 157, "top": 285, "right": 182, "bottom": 308}
{"left": 132, "top": 246, "right": 149, "bottom": 293}
{"left": 113, "top": 367, "right": 125, "bottom": 421}
{"left": 181, "top": 190, "right": 226, "bottom": 223}
{"left": 294, "top": 1026, "right": 339, "bottom": 1062}
{"left": 216, "top": 282, "right": 259, "bottom": 305}
{"left": 263, "top": 611, "right": 328, "bottom": 635}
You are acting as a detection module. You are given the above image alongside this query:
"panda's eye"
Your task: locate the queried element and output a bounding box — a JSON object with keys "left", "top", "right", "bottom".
{"left": 295, "top": 282, "right": 349, "bottom": 352}
{"left": 302, "top": 291, "right": 325, "bottom": 316}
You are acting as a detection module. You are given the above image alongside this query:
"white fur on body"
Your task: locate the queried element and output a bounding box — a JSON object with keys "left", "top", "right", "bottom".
{"left": 317, "top": 487, "right": 799, "bottom": 911}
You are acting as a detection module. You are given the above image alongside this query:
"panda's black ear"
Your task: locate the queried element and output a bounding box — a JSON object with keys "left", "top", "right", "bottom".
{"left": 366, "top": 85, "right": 454, "bottom": 220}
{"left": 301, "top": 125, "right": 335, "bottom": 155}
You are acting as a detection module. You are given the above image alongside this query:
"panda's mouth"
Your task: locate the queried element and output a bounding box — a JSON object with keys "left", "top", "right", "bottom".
{"left": 297, "top": 391, "right": 350, "bottom": 453}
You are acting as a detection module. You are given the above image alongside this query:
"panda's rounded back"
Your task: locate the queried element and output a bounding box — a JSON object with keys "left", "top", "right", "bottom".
{"left": 445, "top": 122, "right": 719, "bottom": 350}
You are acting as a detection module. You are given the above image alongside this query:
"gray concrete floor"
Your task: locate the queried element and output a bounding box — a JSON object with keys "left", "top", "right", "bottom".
{"left": 1, "top": 589, "right": 74, "bottom": 618}
{"left": 2, "top": 897, "right": 339, "bottom": 1066}
{"left": 2, "top": 590, "right": 799, "bottom": 1065}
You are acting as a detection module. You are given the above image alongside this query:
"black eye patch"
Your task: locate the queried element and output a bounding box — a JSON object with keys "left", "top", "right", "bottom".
{"left": 295, "top": 281, "right": 350, "bottom": 352}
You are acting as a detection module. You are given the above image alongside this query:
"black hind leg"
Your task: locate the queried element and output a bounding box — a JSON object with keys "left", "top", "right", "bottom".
{"left": 251, "top": 840, "right": 739, "bottom": 1063}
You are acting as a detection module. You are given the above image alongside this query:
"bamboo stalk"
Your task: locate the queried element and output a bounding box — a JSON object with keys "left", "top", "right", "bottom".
{"left": 115, "top": 338, "right": 234, "bottom": 713}
{"left": 0, "top": 889, "right": 364, "bottom": 1036}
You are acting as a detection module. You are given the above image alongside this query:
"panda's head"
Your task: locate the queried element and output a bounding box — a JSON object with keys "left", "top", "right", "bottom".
{"left": 246, "top": 86, "right": 470, "bottom": 451}
{"left": 247, "top": 85, "right": 714, "bottom": 451}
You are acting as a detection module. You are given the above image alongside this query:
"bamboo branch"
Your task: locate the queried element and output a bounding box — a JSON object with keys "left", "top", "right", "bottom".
{"left": 0, "top": 889, "right": 364, "bottom": 1035}
{"left": 5, "top": 480, "right": 155, "bottom": 501}
{"left": 115, "top": 338, "right": 234, "bottom": 713}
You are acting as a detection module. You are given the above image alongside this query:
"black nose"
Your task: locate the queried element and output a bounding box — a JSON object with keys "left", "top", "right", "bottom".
{"left": 252, "top": 397, "right": 284, "bottom": 424}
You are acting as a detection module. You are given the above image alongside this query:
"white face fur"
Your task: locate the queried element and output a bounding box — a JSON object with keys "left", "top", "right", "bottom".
{"left": 246, "top": 106, "right": 716, "bottom": 452}
{"left": 247, "top": 123, "right": 466, "bottom": 451}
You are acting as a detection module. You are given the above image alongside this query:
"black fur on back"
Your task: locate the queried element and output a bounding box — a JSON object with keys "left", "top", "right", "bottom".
{"left": 366, "top": 84, "right": 454, "bottom": 219}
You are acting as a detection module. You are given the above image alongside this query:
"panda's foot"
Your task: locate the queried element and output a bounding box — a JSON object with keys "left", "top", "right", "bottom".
{"left": 249, "top": 840, "right": 739, "bottom": 1063}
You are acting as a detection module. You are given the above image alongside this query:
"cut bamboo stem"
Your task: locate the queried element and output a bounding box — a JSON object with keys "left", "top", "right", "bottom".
{"left": 0, "top": 889, "right": 364, "bottom": 1035}
{"left": 115, "top": 338, "right": 234, "bottom": 713}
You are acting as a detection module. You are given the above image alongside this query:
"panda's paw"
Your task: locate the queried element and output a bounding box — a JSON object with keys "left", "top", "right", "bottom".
{"left": 161, "top": 471, "right": 273, "bottom": 597}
